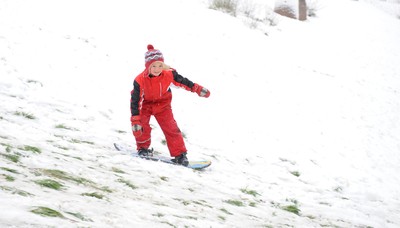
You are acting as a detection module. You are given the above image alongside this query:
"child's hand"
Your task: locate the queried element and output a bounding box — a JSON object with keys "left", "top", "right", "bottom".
{"left": 131, "top": 116, "right": 143, "bottom": 137}
{"left": 192, "top": 83, "right": 211, "bottom": 98}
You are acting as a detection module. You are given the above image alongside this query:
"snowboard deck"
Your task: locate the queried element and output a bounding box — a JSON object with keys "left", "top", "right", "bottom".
{"left": 113, "top": 143, "right": 211, "bottom": 170}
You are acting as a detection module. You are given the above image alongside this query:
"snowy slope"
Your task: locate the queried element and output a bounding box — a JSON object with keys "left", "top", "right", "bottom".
{"left": 1, "top": 0, "right": 400, "bottom": 227}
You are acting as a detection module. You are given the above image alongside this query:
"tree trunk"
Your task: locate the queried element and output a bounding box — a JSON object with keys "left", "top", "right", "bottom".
{"left": 298, "top": 0, "right": 307, "bottom": 21}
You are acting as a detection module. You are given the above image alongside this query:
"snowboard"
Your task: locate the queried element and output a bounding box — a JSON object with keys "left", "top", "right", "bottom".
{"left": 113, "top": 143, "right": 211, "bottom": 170}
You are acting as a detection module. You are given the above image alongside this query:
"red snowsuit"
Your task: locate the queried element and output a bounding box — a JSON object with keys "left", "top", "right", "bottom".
{"left": 130, "top": 68, "right": 196, "bottom": 157}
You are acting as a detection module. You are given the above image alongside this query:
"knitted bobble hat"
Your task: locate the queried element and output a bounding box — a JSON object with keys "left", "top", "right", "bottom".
{"left": 144, "top": 44, "right": 164, "bottom": 69}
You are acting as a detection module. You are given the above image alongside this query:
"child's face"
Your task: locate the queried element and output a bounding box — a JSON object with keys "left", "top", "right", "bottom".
{"left": 149, "top": 62, "right": 163, "bottom": 76}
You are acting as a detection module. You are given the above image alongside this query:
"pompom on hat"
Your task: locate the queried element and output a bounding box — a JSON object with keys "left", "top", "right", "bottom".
{"left": 144, "top": 44, "right": 164, "bottom": 69}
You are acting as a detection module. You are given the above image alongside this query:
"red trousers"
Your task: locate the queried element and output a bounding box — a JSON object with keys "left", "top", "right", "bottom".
{"left": 134, "top": 99, "right": 186, "bottom": 157}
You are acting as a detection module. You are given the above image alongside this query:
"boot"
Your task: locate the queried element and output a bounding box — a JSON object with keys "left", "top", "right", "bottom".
{"left": 137, "top": 148, "right": 153, "bottom": 157}
{"left": 173, "top": 152, "right": 189, "bottom": 166}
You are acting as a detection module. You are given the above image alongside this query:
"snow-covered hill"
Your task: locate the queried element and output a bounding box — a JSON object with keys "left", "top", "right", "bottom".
{"left": 1, "top": 0, "right": 400, "bottom": 227}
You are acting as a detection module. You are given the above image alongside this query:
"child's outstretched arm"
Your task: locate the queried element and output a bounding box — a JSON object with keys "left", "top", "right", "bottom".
{"left": 171, "top": 71, "right": 210, "bottom": 98}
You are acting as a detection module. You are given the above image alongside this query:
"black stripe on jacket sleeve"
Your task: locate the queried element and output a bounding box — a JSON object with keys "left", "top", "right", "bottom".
{"left": 172, "top": 70, "right": 194, "bottom": 89}
{"left": 130, "top": 80, "right": 141, "bottom": 116}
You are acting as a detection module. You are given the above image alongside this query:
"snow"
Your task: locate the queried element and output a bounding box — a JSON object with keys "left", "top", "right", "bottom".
{"left": 1, "top": 0, "right": 400, "bottom": 227}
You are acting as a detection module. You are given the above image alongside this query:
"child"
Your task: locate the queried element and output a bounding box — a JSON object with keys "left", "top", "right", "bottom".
{"left": 130, "top": 44, "right": 210, "bottom": 166}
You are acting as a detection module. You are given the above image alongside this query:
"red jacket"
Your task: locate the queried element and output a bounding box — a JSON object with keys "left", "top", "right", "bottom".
{"left": 130, "top": 69, "right": 195, "bottom": 116}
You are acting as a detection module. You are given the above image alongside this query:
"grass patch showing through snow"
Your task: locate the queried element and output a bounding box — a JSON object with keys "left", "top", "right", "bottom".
{"left": 34, "top": 179, "right": 64, "bottom": 190}
{"left": 220, "top": 208, "right": 233, "bottom": 215}
{"left": 224, "top": 199, "right": 245, "bottom": 207}
{"left": 55, "top": 124, "right": 78, "bottom": 131}
{"left": 65, "top": 211, "right": 93, "bottom": 222}
{"left": 31, "top": 206, "right": 64, "bottom": 218}
{"left": 40, "top": 169, "right": 93, "bottom": 185}
{"left": 160, "top": 176, "right": 168, "bottom": 181}
{"left": 152, "top": 212, "right": 164, "bottom": 217}
{"left": 81, "top": 192, "right": 105, "bottom": 199}
{"left": 281, "top": 205, "right": 300, "bottom": 215}
{"left": 70, "top": 138, "right": 94, "bottom": 145}
{"left": 14, "top": 111, "right": 36, "bottom": 120}
{"left": 192, "top": 200, "right": 213, "bottom": 208}
{"left": 2, "top": 174, "right": 15, "bottom": 181}
{"left": 112, "top": 167, "right": 125, "bottom": 174}
{"left": 290, "top": 171, "right": 301, "bottom": 177}
{"left": 20, "top": 145, "right": 41, "bottom": 154}
{"left": 240, "top": 188, "right": 260, "bottom": 197}
{"left": 0, "top": 186, "right": 33, "bottom": 197}
{"left": 117, "top": 178, "right": 138, "bottom": 190}
{"left": 4, "top": 145, "right": 12, "bottom": 152}
{"left": 1, "top": 153, "right": 19, "bottom": 163}
{"left": 280, "top": 198, "right": 301, "bottom": 215}
{"left": 54, "top": 145, "right": 70, "bottom": 151}
{"left": 38, "top": 168, "right": 114, "bottom": 192}
{"left": 0, "top": 167, "right": 19, "bottom": 174}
